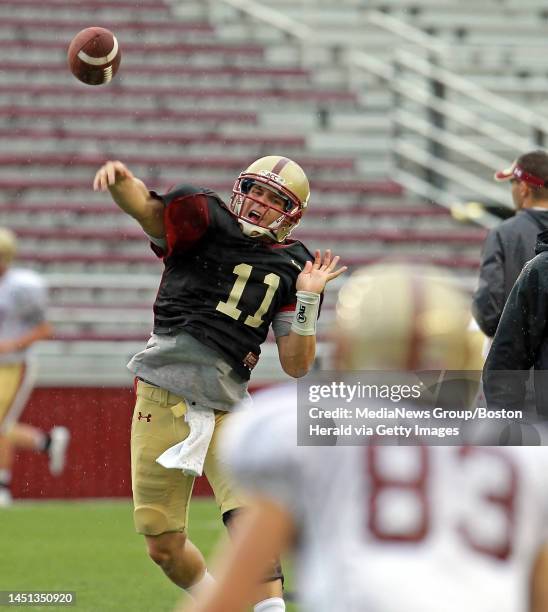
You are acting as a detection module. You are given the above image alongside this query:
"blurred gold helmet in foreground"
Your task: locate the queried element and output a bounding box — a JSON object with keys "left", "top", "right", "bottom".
{"left": 335, "top": 263, "right": 475, "bottom": 371}
{"left": 0, "top": 227, "right": 17, "bottom": 267}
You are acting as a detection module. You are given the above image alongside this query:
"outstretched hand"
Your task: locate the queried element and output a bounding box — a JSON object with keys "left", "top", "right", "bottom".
{"left": 93, "top": 160, "right": 135, "bottom": 191}
{"left": 296, "top": 249, "right": 347, "bottom": 294}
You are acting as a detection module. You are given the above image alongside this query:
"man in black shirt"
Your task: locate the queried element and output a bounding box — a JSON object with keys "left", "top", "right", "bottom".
{"left": 93, "top": 156, "right": 346, "bottom": 611}
{"left": 483, "top": 229, "right": 548, "bottom": 417}
{"left": 480, "top": 152, "right": 548, "bottom": 419}
{"left": 473, "top": 150, "right": 548, "bottom": 337}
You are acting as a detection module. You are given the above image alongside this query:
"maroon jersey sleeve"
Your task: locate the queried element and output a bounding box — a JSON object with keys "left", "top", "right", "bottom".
{"left": 149, "top": 184, "right": 211, "bottom": 257}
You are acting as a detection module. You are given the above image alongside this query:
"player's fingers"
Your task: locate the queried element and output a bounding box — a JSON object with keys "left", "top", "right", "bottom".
{"left": 112, "top": 160, "right": 127, "bottom": 174}
{"left": 113, "top": 161, "right": 133, "bottom": 182}
{"left": 302, "top": 260, "right": 313, "bottom": 274}
{"left": 313, "top": 249, "right": 321, "bottom": 267}
{"left": 323, "top": 249, "right": 331, "bottom": 269}
{"left": 106, "top": 162, "right": 117, "bottom": 186}
{"left": 93, "top": 161, "right": 129, "bottom": 190}
{"left": 93, "top": 166, "right": 107, "bottom": 191}
{"left": 321, "top": 250, "right": 332, "bottom": 269}
{"left": 327, "top": 255, "right": 340, "bottom": 271}
{"left": 329, "top": 266, "right": 348, "bottom": 280}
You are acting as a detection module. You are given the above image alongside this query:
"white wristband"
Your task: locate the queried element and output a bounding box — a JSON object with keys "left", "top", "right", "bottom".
{"left": 290, "top": 291, "right": 320, "bottom": 336}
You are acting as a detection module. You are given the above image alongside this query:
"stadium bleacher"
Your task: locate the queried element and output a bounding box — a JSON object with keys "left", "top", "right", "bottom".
{"left": 1, "top": 0, "right": 504, "bottom": 385}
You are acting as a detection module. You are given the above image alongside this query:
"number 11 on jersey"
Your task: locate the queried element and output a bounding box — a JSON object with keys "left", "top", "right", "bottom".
{"left": 216, "top": 263, "right": 280, "bottom": 328}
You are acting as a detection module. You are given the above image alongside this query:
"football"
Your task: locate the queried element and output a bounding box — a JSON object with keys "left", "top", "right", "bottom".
{"left": 67, "top": 27, "right": 121, "bottom": 86}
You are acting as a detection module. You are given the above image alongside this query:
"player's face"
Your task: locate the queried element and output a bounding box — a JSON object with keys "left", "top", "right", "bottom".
{"left": 241, "top": 183, "right": 290, "bottom": 228}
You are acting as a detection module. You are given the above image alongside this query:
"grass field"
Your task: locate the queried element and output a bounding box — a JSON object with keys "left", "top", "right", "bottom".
{"left": 1, "top": 499, "right": 297, "bottom": 611}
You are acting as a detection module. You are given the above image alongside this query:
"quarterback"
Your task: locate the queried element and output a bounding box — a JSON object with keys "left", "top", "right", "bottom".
{"left": 93, "top": 156, "right": 346, "bottom": 611}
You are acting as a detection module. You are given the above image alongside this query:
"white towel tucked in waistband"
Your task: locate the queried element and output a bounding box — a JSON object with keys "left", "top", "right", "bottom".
{"left": 156, "top": 404, "right": 215, "bottom": 477}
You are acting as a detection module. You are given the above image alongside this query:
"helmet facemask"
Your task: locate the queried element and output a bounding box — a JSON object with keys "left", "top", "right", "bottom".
{"left": 230, "top": 173, "right": 305, "bottom": 242}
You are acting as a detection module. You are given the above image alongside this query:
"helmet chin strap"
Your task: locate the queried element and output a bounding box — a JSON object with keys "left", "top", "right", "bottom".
{"left": 238, "top": 218, "right": 276, "bottom": 241}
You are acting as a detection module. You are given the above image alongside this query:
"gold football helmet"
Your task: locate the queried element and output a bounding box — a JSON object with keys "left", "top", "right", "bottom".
{"left": 229, "top": 155, "right": 310, "bottom": 242}
{"left": 334, "top": 264, "right": 477, "bottom": 371}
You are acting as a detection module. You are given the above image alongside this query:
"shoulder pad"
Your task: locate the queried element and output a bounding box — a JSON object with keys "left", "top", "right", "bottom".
{"left": 153, "top": 184, "right": 205, "bottom": 206}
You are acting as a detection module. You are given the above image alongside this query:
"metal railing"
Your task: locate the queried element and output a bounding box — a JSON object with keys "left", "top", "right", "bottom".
{"left": 207, "top": 0, "right": 548, "bottom": 226}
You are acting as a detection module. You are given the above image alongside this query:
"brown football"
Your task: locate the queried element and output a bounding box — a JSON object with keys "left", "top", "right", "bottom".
{"left": 68, "top": 27, "right": 121, "bottom": 86}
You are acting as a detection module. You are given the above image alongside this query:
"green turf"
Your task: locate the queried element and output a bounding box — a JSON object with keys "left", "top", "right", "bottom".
{"left": 1, "top": 499, "right": 297, "bottom": 611}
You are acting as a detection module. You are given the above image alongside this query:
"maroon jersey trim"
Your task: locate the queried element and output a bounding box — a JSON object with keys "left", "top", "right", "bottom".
{"left": 278, "top": 303, "right": 296, "bottom": 313}
{"left": 164, "top": 193, "right": 211, "bottom": 256}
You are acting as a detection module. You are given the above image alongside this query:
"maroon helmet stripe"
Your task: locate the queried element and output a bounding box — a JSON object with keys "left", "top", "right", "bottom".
{"left": 406, "top": 274, "right": 425, "bottom": 370}
{"left": 271, "top": 157, "right": 291, "bottom": 175}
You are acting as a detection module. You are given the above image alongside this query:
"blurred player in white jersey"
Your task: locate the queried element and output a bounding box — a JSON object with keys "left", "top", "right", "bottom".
{"left": 0, "top": 228, "right": 70, "bottom": 507}
{"left": 182, "top": 264, "right": 548, "bottom": 612}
